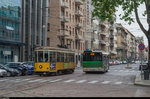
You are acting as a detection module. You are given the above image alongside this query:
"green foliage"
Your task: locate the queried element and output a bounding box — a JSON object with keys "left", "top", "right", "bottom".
{"left": 92, "top": 0, "right": 148, "bottom": 25}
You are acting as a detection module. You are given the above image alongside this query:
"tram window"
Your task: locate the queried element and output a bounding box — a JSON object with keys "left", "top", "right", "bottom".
{"left": 64, "top": 53, "right": 67, "bottom": 62}
{"left": 67, "top": 53, "right": 70, "bottom": 62}
{"left": 51, "top": 52, "right": 56, "bottom": 62}
{"left": 44, "top": 51, "right": 48, "bottom": 62}
{"left": 70, "top": 53, "right": 74, "bottom": 62}
{"left": 57, "top": 52, "right": 61, "bottom": 62}
{"left": 61, "top": 53, "right": 64, "bottom": 62}
{"left": 38, "top": 51, "right": 44, "bottom": 62}
{"left": 50, "top": 51, "right": 56, "bottom": 63}
{"left": 72, "top": 54, "right": 75, "bottom": 62}
{"left": 35, "top": 51, "right": 38, "bottom": 62}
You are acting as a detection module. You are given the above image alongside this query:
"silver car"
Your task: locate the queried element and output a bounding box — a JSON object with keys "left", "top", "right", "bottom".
{"left": 0, "top": 69, "right": 7, "bottom": 77}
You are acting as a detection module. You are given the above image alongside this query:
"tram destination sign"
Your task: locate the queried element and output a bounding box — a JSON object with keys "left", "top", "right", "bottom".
{"left": 138, "top": 43, "right": 145, "bottom": 51}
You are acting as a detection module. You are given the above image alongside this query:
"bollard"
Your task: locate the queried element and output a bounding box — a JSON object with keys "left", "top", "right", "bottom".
{"left": 127, "top": 64, "right": 129, "bottom": 68}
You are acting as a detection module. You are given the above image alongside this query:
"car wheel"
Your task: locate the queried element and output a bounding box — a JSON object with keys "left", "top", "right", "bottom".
{"left": 18, "top": 70, "right": 22, "bottom": 76}
{"left": 7, "top": 72, "right": 11, "bottom": 77}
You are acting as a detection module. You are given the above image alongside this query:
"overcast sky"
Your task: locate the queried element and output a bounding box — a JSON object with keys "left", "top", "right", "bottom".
{"left": 115, "top": 4, "right": 148, "bottom": 46}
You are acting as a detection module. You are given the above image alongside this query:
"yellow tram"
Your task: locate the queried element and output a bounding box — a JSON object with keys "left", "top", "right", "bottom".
{"left": 34, "top": 47, "right": 75, "bottom": 76}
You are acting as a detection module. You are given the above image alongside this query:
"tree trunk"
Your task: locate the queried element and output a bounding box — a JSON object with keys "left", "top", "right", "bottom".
{"left": 148, "top": 37, "right": 150, "bottom": 70}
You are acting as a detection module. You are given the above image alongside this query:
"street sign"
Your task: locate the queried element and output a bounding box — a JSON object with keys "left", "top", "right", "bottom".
{"left": 138, "top": 43, "right": 145, "bottom": 51}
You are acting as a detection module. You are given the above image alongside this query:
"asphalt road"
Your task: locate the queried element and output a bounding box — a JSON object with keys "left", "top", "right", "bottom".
{"left": 0, "top": 63, "right": 150, "bottom": 97}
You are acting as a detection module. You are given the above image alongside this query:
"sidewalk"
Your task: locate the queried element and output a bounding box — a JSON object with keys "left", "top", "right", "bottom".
{"left": 134, "top": 73, "right": 150, "bottom": 87}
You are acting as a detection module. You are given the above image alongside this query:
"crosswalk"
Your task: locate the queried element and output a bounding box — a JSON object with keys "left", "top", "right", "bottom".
{"left": 108, "top": 69, "right": 140, "bottom": 73}
{"left": 0, "top": 78, "right": 134, "bottom": 86}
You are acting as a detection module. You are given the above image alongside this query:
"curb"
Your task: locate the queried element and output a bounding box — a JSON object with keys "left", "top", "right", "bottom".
{"left": 134, "top": 74, "right": 150, "bottom": 87}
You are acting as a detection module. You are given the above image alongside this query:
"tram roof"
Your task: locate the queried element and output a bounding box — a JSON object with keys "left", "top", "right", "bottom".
{"left": 35, "top": 47, "right": 75, "bottom": 52}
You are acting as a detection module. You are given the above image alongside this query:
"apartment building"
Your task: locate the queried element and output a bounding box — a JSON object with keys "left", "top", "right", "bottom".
{"left": 91, "top": 18, "right": 100, "bottom": 49}
{"left": 21, "top": 0, "right": 49, "bottom": 61}
{"left": 48, "top": 0, "right": 86, "bottom": 66}
{"left": 0, "top": 0, "right": 24, "bottom": 64}
{"left": 116, "top": 23, "right": 128, "bottom": 61}
{"left": 127, "top": 30, "right": 136, "bottom": 62}
{"left": 109, "top": 23, "right": 117, "bottom": 60}
{"left": 85, "top": 0, "right": 92, "bottom": 49}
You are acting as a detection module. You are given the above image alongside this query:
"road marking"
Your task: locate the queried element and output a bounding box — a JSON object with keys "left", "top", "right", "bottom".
{"left": 22, "top": 79, "right": 30, "bottom": 81}
{"left": 114, "top": 82, "right": 122, "bottom": 85}
{"left": 76, "top": 80, "right": 87, "bottom": 83}
{"left": 0, "top": 79, "right": 8, "bottom": 82}
{"left": 64, "top": 79, "right": 75, "bottom": 83}
{"left": 28, "top": 79, "right": 43, "bottom": 83}
{"left": 39, "top": 80, "right": 51, "bottom": 83}
{"left": 130, "top": 70, "right": 135, "bottom": 72}
{"left": 101, "top": 81, "right": 111, "bottom": 84}
{"left": 50, "top": 79, "right": 62, "bottom": 83}
{"left": 88, "top": 80, "right": 99, "bottom": 84}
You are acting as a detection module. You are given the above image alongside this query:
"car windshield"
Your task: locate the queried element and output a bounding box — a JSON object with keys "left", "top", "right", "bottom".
{"left": 5, "top": 63, "right": 21, "bottom": 67}
{"left": 26, "top": 62, "right": 34, "bottom": 66}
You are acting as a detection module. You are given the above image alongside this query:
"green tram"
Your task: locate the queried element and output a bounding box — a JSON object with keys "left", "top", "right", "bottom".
{"left": 82, "top": 49, "right": 110, "bottom": 73}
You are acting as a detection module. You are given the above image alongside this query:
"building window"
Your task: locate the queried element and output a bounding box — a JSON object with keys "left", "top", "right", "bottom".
{"left": 47, "top": 38, "right": 50, "bottom": 46}
{"left": 47, "top": 23, "right": 50, "bottom": 32}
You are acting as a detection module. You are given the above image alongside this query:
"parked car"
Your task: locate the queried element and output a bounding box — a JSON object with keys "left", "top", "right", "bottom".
{"left": 109, "top": 61, "right": 113, "bottom": 65}
{"left": 113, "top": 61, "right": 117, "bottom": 65}
{"left": 0, "top": 68, "right": 7, "bottom": 77}
{"left": 0, "top": 64, "right": 19, "bottom": 77}
{"left": 122, "top": 61, "right": 127, "bottom": 64}
{"left": 135, "top": 61, "right": 140, "bottom": 64}
{"left": 116, "top": 61, "right": 121, "bottom": 65}
{"left": 5, "top": 62, "right": 28, "bottom": 76}
{"left": 24, "top": 61, "right": 34, "bottom": 75}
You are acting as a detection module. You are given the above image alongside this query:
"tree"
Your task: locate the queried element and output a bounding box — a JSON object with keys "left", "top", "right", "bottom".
{"left": 92, "top": 0, "right": 150, "bottom": 68}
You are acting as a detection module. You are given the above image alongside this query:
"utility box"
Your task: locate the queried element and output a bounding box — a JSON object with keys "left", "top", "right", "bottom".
{"left": 144, "top": 70, "right": 149, "bottom": 80}
{"left": 141, "top": 64, "right": 150, "bottom": 80}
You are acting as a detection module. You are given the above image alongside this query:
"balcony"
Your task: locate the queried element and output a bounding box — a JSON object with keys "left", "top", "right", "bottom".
{"left": 109, "top": 26, "right": 114, "bottom": 31}
{"left": 99, "top": 40, "right": 106, "bottom": 45}
{"left": 75, "top": 10, "right": 83, "bottom": 17}
{"left": 75, "top": 0, "right": 83, "bottom": 5}
{"left": 57, "top": 30, "right": 69, "bottom": 37}
{"left": 61, "top": 16, "right": 69, "bottom": 23}
{"left": 91, "top": 38, "right": 96, "bottom": 42}
{"left": 100, "top": 31, "right": 107, "bottom": 36}
{"left": 110, "top": 51, "right": 117, "bottom": 55}
{"left": 75, "top": 34, "right": 83, "bottom": 40}
{"left": 110, "top": 43, "right": 114, "bottom": 47}
{"left": 76, "top": 23, "right": 83, "bottom": 29}
{"left": 61, "top": 1, "right": 69, "bottom": 8}
{"left": 110, "top": 34, "right": 114, "bottom": 39}
{"left": 121, "top": 41, "right": 127, "bottom": 46}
